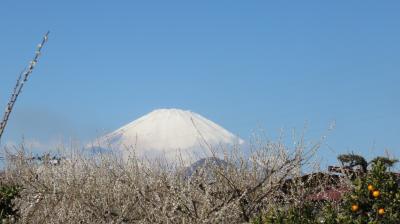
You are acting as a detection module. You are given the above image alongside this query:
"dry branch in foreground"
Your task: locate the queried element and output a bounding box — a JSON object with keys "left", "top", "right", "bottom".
{"left": 0, "top": 32, "right": 49, "bottom": 141}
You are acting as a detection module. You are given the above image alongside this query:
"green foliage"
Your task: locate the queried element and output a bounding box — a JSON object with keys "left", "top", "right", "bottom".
{"left": 338, "top": 154, "right": 368, "bottom": 173}
{"left": 337, "top": 157, "right": 400, "bottom": 223}
{"left": 253, "top": 202, "right": 341, "bottom": 224}
{"left": 0, "top": 183, "right": 20, "bottom": 221}
{"left": 317, "top": 202, "right": 340, "bottom": 224}
{"left": 254, "top": 155, "right": 400, "bottom": 224}
{"left": 370, "top": 157, "right": 398, "bottom": 168}
{"left": 253, "top": 202, "right": 316, "bottom": 224}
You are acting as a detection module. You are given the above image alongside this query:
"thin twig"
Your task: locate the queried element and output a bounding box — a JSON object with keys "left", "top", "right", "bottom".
{"left": 0, "top": 31, "right": 50, "bottom": 141}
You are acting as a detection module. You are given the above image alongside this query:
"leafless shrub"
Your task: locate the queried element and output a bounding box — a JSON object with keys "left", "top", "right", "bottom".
{"left": 4, "top": 134, "right": 330, "bottom": 223}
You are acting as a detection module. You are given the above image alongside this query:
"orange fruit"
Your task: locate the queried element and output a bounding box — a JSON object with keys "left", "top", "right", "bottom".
{"left": 372, "top": 190, "right": 380, "bottom": 198}
{"left": 368, "top": 184, "right": 375, "bottom": 191}
{"left": 378, "top": 208, "right": 385, "bottom": 215}
{"left": 351, "top": 204, "right": 359, "bottom": 212}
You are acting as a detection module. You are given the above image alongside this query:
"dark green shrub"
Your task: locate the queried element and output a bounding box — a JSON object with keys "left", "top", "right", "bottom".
{"left": 0, "top": 183, "right": 20, "bottom": 221}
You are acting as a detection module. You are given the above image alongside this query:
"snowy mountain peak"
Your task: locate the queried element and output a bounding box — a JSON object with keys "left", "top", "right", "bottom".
{"left": 93, "top": 108, "right": 243, "bottom": 163}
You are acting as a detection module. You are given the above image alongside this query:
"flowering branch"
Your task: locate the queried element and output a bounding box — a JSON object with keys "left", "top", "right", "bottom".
{"left": 0, "top": 31, "right": 50, "bottom": 141}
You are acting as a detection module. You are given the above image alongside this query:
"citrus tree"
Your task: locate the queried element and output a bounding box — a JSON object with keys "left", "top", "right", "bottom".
{"left": 338, "top": 156, "right": 400, "bottom": 223}
{"left": 253, "top": 154, "right": 400, "bottom": 224}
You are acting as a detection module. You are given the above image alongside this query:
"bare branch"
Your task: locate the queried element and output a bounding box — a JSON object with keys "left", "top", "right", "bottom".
{"left": 0, "top": 31, "right": 50, "bottom": 141}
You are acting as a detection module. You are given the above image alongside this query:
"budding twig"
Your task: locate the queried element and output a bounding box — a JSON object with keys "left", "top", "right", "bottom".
{"left": 0, "top": 31, "right": 50, "bottom": 142}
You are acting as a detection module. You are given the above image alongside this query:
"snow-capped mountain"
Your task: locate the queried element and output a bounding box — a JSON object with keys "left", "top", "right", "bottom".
{"left": 91, "top": 109, "right": 244, "bottom": 163}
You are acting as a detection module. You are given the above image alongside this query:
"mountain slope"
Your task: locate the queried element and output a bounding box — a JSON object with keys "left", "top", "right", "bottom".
{"left": 92, "top": 109, "right": 243, "bottom": 163}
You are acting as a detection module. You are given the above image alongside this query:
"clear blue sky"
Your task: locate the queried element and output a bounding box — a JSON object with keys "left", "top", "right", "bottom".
{"left": 0, "top": 1, "right": 399, "bottom": 166}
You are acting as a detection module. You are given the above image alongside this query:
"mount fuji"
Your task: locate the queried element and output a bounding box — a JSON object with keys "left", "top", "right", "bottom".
{"left": 91, "top": 109, "right": 244, "bottom": 163}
